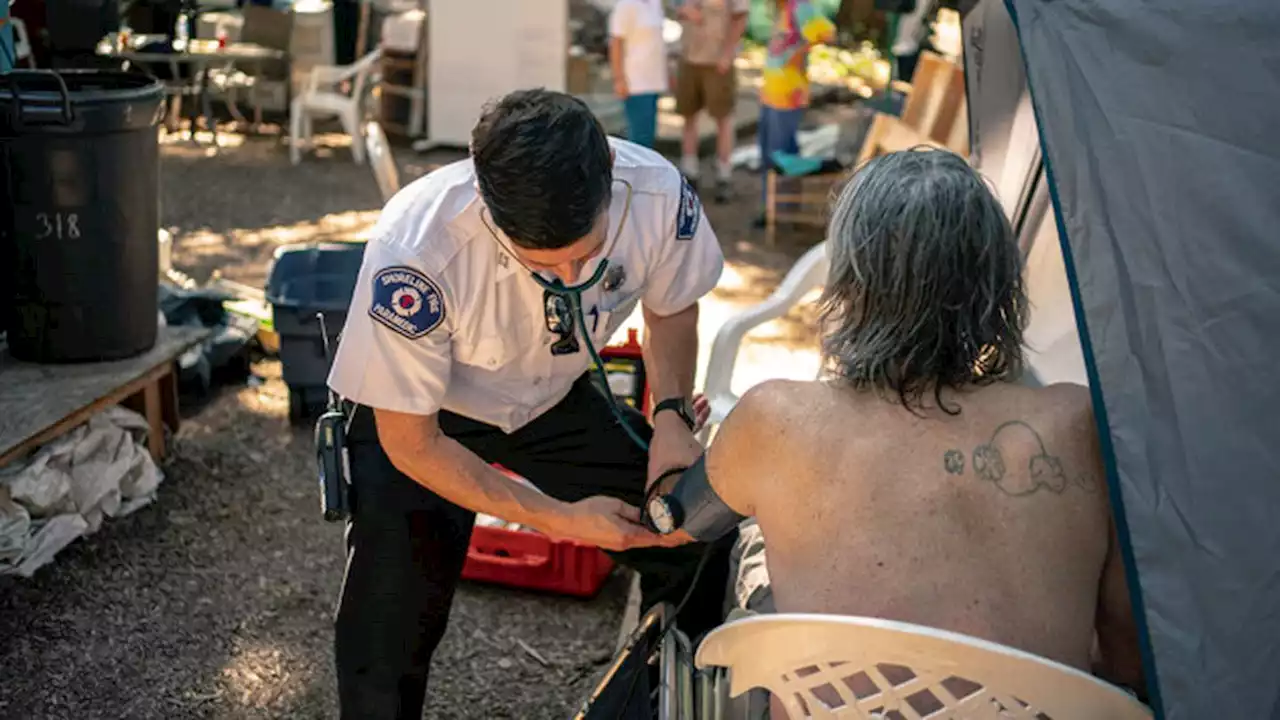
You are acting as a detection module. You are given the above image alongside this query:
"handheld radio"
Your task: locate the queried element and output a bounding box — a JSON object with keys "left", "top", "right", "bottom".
{"left": 314, "top": 313, "right": 351, "bottom": 522}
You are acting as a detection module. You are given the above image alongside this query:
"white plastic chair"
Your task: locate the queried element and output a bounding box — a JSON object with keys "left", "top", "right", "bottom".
{"left": 10, "top": 17, "right": 35, "bottom": 68}
{"left": 289, "top": 48, "right": 383, "bottom": 165}
{"left": 364, "top": 120, "right": 400, "bottom": 204}
{"left": 695, "top": 614, "right": 1152, "bottom": 719}
{"left": 699, "top": 240, "right": 829, "bottom": 442}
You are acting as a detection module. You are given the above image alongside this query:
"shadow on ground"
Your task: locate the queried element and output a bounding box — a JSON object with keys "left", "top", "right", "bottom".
{"left": 0, "top": 361, "right": 629, "bottom": 719}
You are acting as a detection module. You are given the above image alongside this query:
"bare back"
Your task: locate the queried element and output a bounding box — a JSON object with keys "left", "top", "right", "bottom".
{"left": 740, "top": 379, "right": 1111, "bottom": 671}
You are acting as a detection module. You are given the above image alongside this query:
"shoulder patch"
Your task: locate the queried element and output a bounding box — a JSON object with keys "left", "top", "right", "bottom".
{"left": 369, "top": 266, "right": 446, "bottom": 339}
{"left": 676, "top": 176, "right": 702, "bottom": 241}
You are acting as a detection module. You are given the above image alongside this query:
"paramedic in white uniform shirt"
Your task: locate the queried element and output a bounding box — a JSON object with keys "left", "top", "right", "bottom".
{"left": 327, "top": 88, "right": 734, "bottom": 718}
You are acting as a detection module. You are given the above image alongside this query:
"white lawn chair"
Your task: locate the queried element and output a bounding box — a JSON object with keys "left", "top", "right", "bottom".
{"left": 695, "top": 614, "right": 1152, "bottom": 719}
{"left": 699, "top": 241, "right": 829, "bottom": 442}
{"left": 10, "top": 17, "right": 35, "bottom": 68}
{"left": 364, "top": 120, "right": 400, "bottom": 204}
{"left": 289, "top": 48, "right": 383, "bottom": 165}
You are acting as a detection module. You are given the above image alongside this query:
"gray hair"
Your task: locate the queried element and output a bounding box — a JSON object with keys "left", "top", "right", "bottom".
{"left": 818, "top": 148, "right": 1028, "bottom": 414}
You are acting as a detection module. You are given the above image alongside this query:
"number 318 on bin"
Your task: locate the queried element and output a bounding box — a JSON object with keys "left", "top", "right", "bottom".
{"left": 32, "top": 212, "right": 82, "bottom": 240}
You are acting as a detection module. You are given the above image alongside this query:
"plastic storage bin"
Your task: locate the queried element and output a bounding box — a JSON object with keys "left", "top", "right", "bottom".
{"left": 264, "top": 241, "right": 366, "bottom": 421}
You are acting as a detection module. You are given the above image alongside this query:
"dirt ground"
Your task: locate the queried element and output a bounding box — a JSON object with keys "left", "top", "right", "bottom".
{"left": 0, "top": 124, "right": 823, "bottom": 719}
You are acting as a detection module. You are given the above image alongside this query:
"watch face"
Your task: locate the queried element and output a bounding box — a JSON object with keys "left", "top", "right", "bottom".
{"left": 647, "top": 496, "right": 676, "bottom": 534}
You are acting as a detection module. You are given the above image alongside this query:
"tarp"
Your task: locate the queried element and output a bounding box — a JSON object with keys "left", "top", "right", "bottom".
{"left": 964, "top": 1, "right": 1280, "bottom": 717}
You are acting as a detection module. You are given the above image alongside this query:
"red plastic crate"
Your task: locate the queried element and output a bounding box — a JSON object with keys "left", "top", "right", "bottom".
{"left": 461, "top": 524, "right": 615, "bottom": 598}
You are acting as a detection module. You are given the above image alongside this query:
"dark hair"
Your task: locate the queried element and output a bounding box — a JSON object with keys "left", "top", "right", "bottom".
{"left": 471, "top": 89, "right": 613, "bottom": 250}
{"left": 819, "top": 148, "right": 1028, "bottom": 414}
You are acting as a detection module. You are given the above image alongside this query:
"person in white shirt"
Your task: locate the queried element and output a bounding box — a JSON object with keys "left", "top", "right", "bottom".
{"left": 327, "top": 88, "right": 731, "bottom": 719}
{"left": 892, "top": 0, "right": 936, "bottom": 83}
{"left": 609, "top": 0, "right": 671, "bottom": 148}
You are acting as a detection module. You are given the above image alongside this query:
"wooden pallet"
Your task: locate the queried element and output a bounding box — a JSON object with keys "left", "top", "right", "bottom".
{"left": 0, "top": 325, "right": 211, "bottom": 469}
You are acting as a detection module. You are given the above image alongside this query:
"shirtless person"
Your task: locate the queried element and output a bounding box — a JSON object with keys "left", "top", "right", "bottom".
{"left": 700, "top": 148, "right": 1147, "bottom": 700}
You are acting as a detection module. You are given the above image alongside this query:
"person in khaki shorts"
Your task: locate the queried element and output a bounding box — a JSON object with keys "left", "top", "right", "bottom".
{"left": 676, "top": 0, "right": 749, "bottom": 204}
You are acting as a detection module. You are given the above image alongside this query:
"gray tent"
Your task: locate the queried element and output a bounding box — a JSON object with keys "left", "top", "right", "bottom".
{"left": 961, "top": 1, "right": 1280, "bottom": 717}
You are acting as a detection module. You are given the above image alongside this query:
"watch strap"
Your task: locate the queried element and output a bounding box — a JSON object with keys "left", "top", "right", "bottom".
{"left": 653, "top": 397, "right": 694, "bottom": 430}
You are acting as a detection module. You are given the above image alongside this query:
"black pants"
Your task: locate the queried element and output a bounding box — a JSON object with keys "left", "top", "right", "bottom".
{"left": 334, "top": 374, "right": 736, "bottom": 719}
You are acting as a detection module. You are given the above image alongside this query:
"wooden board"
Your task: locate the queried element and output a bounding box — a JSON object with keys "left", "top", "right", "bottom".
{"left": 0, "top": 325, "right": 210, "bottom": 466}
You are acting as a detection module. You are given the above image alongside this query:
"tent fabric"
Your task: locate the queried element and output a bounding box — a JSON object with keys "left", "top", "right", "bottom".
{"left": 965, "top": 1, "right": 1280, "bottom": 717}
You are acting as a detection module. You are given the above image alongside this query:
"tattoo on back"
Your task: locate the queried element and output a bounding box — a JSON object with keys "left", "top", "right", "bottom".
{"left": 942, "top": 420, "right": 1098, "bottom": 497}
{"left": 943, "top": 450, "right": 965, "bottom": 475}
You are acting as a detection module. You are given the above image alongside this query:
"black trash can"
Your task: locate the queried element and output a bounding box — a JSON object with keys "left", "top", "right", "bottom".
{"left": 0, "top": 69, "right": 165, "bottom": 363}
{"left": 264, "top": 241, "right": 366, "bottom": 422}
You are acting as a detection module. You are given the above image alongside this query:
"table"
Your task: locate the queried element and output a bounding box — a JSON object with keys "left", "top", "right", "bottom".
{"left": 98, "top": 38, "right": 287, "bottom": 141}
{"left": 0, "top": 325, "right": 211, "bottom": 468}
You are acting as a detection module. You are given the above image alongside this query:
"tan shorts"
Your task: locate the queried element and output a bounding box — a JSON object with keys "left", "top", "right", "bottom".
{"left": 674, "top": 60, "right": 737, "bottom": 119}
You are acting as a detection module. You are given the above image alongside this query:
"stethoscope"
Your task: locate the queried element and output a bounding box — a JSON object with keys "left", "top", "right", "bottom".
{"left": 479, "top": 179, "right": 650, "bottom": 452}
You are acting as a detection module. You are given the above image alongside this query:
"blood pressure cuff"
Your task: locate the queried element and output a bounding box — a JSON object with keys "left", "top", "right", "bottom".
{"left": 670, "top": 455, "right": 746, "bottom": 542}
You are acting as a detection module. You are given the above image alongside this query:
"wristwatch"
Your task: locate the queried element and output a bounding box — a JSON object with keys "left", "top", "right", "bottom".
{"left": 653, "top": 396, "right": 695, "bottom": 431}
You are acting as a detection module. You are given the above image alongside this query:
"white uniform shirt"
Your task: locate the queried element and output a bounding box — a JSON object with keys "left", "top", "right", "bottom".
{"left": 609, "top": 0, "right": 670, "bottom": 96}
{"left": 328, "top": 139, "right": 725, "bottom": 433}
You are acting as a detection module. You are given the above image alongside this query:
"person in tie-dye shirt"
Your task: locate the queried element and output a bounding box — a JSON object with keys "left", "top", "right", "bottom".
{"left": 755, "top": 0, "right": 836, "bottom": 223}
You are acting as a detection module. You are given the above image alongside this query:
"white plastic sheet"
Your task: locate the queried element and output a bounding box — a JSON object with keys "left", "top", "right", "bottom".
{"left": 0, "top": 406, "right": 164, "bottom": 577}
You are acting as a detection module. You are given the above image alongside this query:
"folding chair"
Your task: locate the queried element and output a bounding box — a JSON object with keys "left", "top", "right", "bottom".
{"left": 573, "top": 603, "right": 704, "bottom": 720}
{"left": 856, "top": 50, "right": 968, "bottom": 165}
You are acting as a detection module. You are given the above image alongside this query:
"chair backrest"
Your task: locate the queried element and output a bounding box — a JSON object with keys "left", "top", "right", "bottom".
{"left": 11, "top": 17, "right": 35, "bottom": 68}
{"left": 699, "top": 241, "right": 829, "bottom": 440}
{"left": 696, "top": 614, "right": 1153, "bottom": 720}
{"left": 348, "top": 47, "right": 383, "bottom": 100}
{"left": 867, "top": 51, "right": 968, "bottom": 164}
{"left": 855, "top": 113, "right": 944, "bottom": 166}
{"left": 364, "top": 120, "right": 400, "bottom": 204}
{"left": 899, "top": 51, "right": 955, "bottom": 131}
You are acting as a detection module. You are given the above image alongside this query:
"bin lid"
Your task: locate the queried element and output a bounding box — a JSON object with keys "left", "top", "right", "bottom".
{"left": 265, "top": 242, "right": 367, "bottom": 311}
{"left": 0, "top": 69, "right": 164, "bottom": 134}
{"left": 0, "top": 69, "right": 163, "bottom": 106}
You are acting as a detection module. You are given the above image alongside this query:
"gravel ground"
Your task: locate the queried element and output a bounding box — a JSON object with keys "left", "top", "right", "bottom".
{"left": 0, "top": 123, "right": 821, "bottom": 720}
{"left": 0, "top": 359, "right": 629, "bottom": 719}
